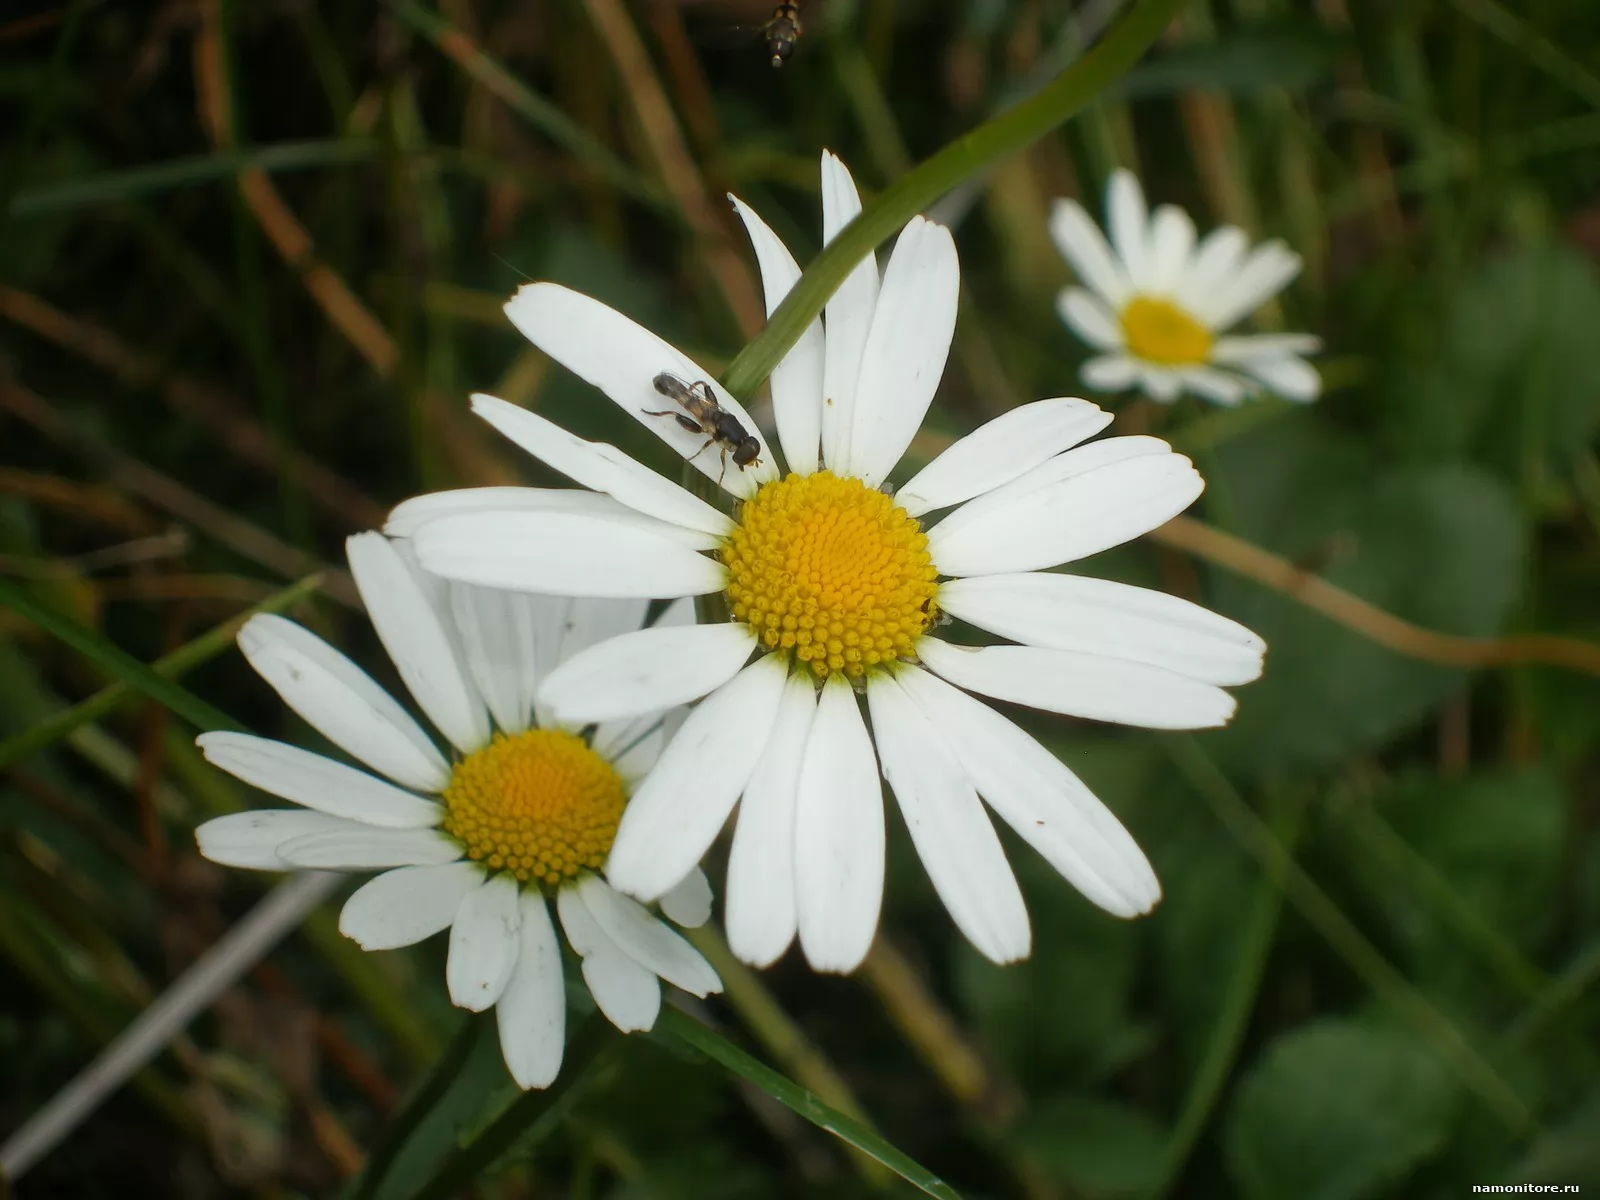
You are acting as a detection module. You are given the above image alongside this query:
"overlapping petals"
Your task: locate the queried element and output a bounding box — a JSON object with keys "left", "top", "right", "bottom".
{"left": 192, "top": 532, "right": 719, "bottom": 1089}
{"left": 1051, "top": 168, "right": 1321, "bottom": 404}
{"left": 400, "top": 151, "right": 1266, "bottom": 975}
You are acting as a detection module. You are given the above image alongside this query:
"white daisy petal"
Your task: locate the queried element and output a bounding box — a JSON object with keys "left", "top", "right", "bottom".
{"left": 386, "top": 486, "right": 648, "bottom": 538}
{"left": 556, "top": 887, "right": 661, "bottom": 1032}
{"left": 276, "top": 825, "right": 462, "bottom": 870}
{"left": 1201, "top": 241, "right": 1303, "bottom": 330}
{"left": 554, "top": 881, "right": 607, "bottom": 956}
{"left": 1239, "top": 354, "right": 1322, "bottom": 402}
{"left": 1057, "top": 286, "right": 1125, "bottom": 352}
{"left": 577, "top": 875, "right": 721, "bottom": 996}
{"left": 446, "top": 872, "right": 523, "bottom": 1012}
{"left": 236, "top": 614, "right": 450, "bottom": 793}
{"left": 1211, "top": 333, "right": 1322, "bottom": 362}
{"left": 1179, "top": 366, "right": 1249, "bottom": 407}
{"left": 1146, "top": 204, "right": 1197, "bottom": 294}
{"left": 867, "top": 674, "right": 1030, "bottom": 964}
{"left": 468, "top": 393, "right": 734, "bottom": 538}
{"left": 917, "top": 638, "right": 1237, "bottom": 730}
{"left": 610, "top": 722, "right": 666, "bottom": 785}
{"left": 849, "top": 217, "right": 961, "bottom": 488}
{"left": 1081, "top": 354, "right": 1140, "bottom": 392}
{"left": 896, "top": 398, "right": 1113, "bottom": 518}
{"left": 411, "top": 510, "right": 726, "bottom": 600}
{"left": 1048, "top": 197, "right": 1132, "bottom": 306}
{"left": 554, "top": 597, "right": 652, "bottom": 664}
{"left": 929, "top": 446, "right": 1203, "bottom": 577}
{"left": 606, "top": 654, "right": 789, "bottom": 902}
{"left": 937, "top": 434, "right": 1170, "bottom": 529}
{"left": 895, "top": 665, "right": 1160, "bottom": 917}
{"left": 347, "top": 532, "right": 489, "bottom": 756}
{"left": 725, "top": 670, "right": 816, "bottom": 967}
{"left": 1139, "top": 364, "right": 1183, "bottom": 403}
{"left": 1107, "top": 169, "right": 1151, "bottom": 289}
{"left": 538, "top": 622, "right": 757, "bottom": 725}
{"left": 820, "top": 150, "right": 881, "bottom": 476}
{"left": 936, "top": 573, "right": 1265, "bottom": 686}
{"left": 730, "top": 194, "right": 825, "bottom": 476}
{"left": 794, "top": 673, "right": 884, "bottom": 974}
{"left": 194, "top": 810, "right": 356, "bottom": 871}
{"left": 339, "top": 861, "right": 484, "bottom": 950}
{"left": 583, "top": 950, "right": 662, "bottom": 1032}
{"left": 447, "top": 582, "right": 555, "bottom": 735}
{"left": 1174, "top": 225, "right": 1250, "bottom": 317}
{"left": 502, "top": 283, "right": 776, "bottom": 498}
{"left": 497, "top": 891, "right": 566, "bottom": 1089}
{"left": 196, "top": 732, "right": 442, "bottom": 827}
{"left": 659, "top": 866, "right": 714, "bottom": 928}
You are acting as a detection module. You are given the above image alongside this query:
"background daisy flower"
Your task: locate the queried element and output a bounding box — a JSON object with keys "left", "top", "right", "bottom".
{"left": 193, "top": 532, "right": 719, "bottom": 1089}
{"left": 399, "top": 152, "right": 1265, "bottom": 976}
{"left": 1051, "top": 168, "right": 1322, "bottom": 405}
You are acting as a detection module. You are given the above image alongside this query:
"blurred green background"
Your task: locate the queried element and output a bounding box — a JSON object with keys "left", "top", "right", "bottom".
{"left": 3, "top": 0, "right": 1600, "bottom": 1196}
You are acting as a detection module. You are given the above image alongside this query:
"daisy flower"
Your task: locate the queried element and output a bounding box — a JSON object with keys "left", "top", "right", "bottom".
{"left": 1051, "top": 167, "right": 1321, "bottom": 405}
{"left": 193, "top": 532, "right": 720, "bottom": 1089}
{"left": 399, "top": 152, "right": 1265, "bottom": 974}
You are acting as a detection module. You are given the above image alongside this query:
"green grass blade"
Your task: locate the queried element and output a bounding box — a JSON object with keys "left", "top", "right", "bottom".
{"left": 0, "top": 576, "right": 243, "bottom": 736}
{"left": 389, "top": 0, "right": 666, "bottom": 211}
{"left": 719, "top": 0, "right": 1187, "bottom": 400}
{"left": 8, "top": 140, "right": 381, "bottom": 217}
{"left": 404, "top": 1017, "right": 612, "bottom": 1200}
{"left": 657, "top": 1007, "right": 962, "bottom": 1199}
{"left": 0, "top": 574, "right": 320, "bottom": 768}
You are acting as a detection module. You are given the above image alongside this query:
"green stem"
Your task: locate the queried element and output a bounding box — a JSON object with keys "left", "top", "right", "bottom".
{"left": 348, "top": 1017, "right": 481, "bottom": 1200}
{"left": 405, "top": 1018, "right": 612, "bottom": 1200}
{"left": 1148, "top": 788, "right": 1303, "bottom": 1198}
{"left": 0, "top": 576, "right": 243, "bottom": 736}
{"left": 719, "top": 0, "right": 1188, "bottom": 400}
{"left": 1166, "top": 737, "right": 1539, "bottom": 1137}
{"left": 0, "top": 574, "right": 319, "bottom": 769}
{"left": 657, "top": 1007, "right": 962, "bottom": 1200}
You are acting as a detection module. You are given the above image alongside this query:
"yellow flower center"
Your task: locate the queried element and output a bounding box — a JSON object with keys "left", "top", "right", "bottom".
{"left": 1120, "top": 295, "right": 1213, "bottom": 365}
{"left": 440, "top": 729, "right": 625, "bottom": 887}
{"left": 723, "top": 470, "right": 939, "bottom": 680}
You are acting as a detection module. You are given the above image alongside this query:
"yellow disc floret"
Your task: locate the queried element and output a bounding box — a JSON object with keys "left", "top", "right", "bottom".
{"left": 440, "top": 729, "right": 625, "bottom": 887}
{"left": 723, "top": 470, "right": 939, "bottom": 680}
{"left": 1120, "top": 295, "right": 1213, "bottom": 365}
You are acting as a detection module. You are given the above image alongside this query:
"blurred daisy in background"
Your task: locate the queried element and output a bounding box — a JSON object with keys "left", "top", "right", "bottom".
{"left": 401, "top": 152, "right": 1265, "bottom": 977}
{"left": 193, "top": 532, "right": 719, "bottom": 1090}
{"left": 1051, "top": 168, "right": 1321, "bottom": 405}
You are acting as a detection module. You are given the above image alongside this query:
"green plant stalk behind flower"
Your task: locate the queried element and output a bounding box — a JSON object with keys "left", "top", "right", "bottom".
{"left": 719, "top": 0, "right": 1189, "bottom": 400}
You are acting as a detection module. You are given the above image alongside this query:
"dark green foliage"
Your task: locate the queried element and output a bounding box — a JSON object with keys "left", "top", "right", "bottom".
{"left": 2, "top": 0, "right": 1598, "bottom": 1196}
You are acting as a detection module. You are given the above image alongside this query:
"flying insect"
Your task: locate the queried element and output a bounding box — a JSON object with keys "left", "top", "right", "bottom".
{"left": 763, "top": 3, "right": 802, "bottom": 67}
{"left": 647, "top": 372, "right": 762, "bottom": 482}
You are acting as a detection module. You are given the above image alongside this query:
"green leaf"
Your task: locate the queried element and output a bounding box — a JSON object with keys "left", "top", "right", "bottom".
{"left": 1377, "top": 768, "right": 1567, "bottom": 966}
{"left": 1224, "top": 1017, "right": 1459, "bottom": 1200}
{"left": 1007, "top": 1093, "right": 1167, "bottom": 1196}
{"left": 1203, "top": 418, "right": 1526, "bottom": 775}
{"left": 1389, "top": 242, "right": 1600, "bottom": 479}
